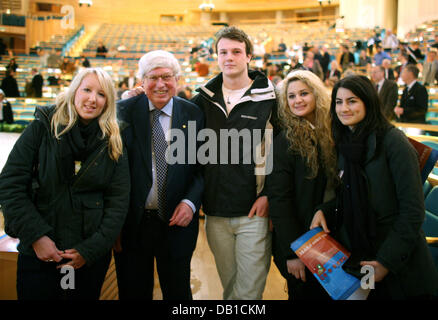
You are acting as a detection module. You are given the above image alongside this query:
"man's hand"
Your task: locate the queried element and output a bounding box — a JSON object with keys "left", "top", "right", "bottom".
{"left": 248, "top": 195, "right": 269, "bottom": 218}
{"left": 122, "top": 86, "right": 145, "bottom": 99}
{"left": 32, "top": 236, "right": 63, "bottom": 263}
{"left": 169, "top": 202, "right": 194, "bottom": 227}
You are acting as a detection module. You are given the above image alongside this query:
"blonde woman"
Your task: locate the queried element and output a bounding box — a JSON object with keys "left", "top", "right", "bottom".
{"left": 265, "top": 70, "right": 337, "bottom": 300}
{"left": 0, "top": 68, "right": 130, "bottom": 300}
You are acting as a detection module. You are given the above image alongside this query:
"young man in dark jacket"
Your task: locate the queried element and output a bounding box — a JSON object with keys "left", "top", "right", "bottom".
{"left": 191, "top": 26, "right": 280, "bottom": 300}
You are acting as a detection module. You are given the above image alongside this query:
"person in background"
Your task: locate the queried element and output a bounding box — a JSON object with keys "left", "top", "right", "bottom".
{"left": 373, "top": 45, "right": 392, "bottom": 66}
{"left": 303, "top": 51, "right": 324, "bottom": 81}
{"left": 325, "top": 60, "right": 341, "bottom": 87}
{"left": 370, "top": 65, "right": 398, "bottom": 121}
{"left": 0, "top": 67, "right": 130, "bottom": 300}
{"left": 266, "top": 70, "right": 337, "bottom": 300}
{"left": 381, "top": 30, "right": 398, "bottom": 53}
{"left": 6, "top": 57, "right": 18, "bottom": 73}
{"left": 96, "top": 41, "right": 108, "bottom": 58}
{"left": 394, "top": 64, "right": 428, "bottom": 124}
{"left": 31, "top": 67, "right": 44, "bottom": 98}
{"left": 311, "top": 75, "right": 438, "bottom": 299}
{"left": 1, "top": 69, "right": 20, "bottom": 97}
{"left": 315, "top": 46, "right": 331, "bottom": 77}
{"left": 0, "top": 88, "right": 13, "bottom": 127}
{"left": 122, "top": 70, "right": 137, "bottom": 90}
{"left": 421, "top": 49, "right": 438, "bottom": 86}
{"left": 81, "top": 55, "right": 91, "bottom": 68}
{"left": 357, "top": 50, "right": 372, "bottom": 70}
{"left": 394, "top": 52, "right": 411, "bottom": 83}
{"left": 339, "top": 44, "right": 355, "bottom": 71}
{"left": 381, "top": 59, "right": 395, "bottom": 80}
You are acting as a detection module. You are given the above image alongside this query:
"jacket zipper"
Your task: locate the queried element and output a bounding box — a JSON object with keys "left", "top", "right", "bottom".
{"left": 72, "top": 144, "right": 107, "bottom": 187}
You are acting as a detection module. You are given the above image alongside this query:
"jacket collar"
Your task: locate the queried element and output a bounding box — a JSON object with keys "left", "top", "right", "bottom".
{"left": 197, "top": 69, "right": 275, "bottom": 100}
{"left": 365, "top": 131, "right": 377, "bottom": 164}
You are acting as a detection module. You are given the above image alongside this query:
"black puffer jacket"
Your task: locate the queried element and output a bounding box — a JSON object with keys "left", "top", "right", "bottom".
{"left": 0, "top": 105, "right": 130, "bottom": 265}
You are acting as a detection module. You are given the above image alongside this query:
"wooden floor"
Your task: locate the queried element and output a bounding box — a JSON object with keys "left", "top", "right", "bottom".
{"left": 154, "top": 217, "right": 288, "bottom": 300}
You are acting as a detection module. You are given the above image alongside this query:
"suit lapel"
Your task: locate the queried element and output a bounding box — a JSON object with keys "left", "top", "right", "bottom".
{"left": 132, "top": 94, "right": 153, "bottom": 182}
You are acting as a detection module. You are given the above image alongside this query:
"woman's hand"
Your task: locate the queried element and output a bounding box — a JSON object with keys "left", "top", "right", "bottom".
{"left": 287, "top": 258, "right": 306, "bottom": 282}
{"left": 310, "top": 210, "right": 330, "bottom": 233}
{"left": 32, "top": 236, "right": 64, "bottom": 263}
{"left": 360, "top": 260, "right": 389, "bottom": 282}
{"left": 57, "top": 249, "right": 86, "bottom": 270}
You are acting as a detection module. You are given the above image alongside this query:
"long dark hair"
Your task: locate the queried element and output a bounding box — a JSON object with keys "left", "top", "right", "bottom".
{"left": 330, "top": 75, "right": 393, "bottom": 145}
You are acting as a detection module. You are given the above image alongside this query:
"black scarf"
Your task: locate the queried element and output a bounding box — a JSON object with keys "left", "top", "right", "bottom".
{"left": 338, "top": 130, "right": 376, "bottom": 259}
{"left": 58, "top": 118, "right": 104, "bottom": 183}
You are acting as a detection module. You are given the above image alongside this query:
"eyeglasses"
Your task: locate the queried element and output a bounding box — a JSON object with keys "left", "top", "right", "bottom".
{"left": 145, "top": 74, "right": 175, "bottom": 83}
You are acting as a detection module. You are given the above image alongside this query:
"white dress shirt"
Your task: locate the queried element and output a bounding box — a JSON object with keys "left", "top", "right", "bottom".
{"left": 145, "top": 98, "right": 196, "bottom": 214}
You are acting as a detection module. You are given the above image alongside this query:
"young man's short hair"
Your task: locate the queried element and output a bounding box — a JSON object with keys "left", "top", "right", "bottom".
{"left": 215, "top": 26, "right": 253, "bottom": 57}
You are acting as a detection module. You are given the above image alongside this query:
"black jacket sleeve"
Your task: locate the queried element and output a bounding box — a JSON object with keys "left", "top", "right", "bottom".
{"left": 0, "top": 120, "right": 52, "bottom": 247}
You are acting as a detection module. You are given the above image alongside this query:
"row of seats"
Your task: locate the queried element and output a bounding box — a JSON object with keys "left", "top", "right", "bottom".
{"left": 424, "top": 185, "right": 438, "bottom": 269}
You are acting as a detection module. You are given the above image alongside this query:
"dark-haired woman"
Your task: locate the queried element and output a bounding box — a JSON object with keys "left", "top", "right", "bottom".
{"left": 265, "top": 70, "right": 337, "bottom": 300}
{"left": 311, "top": 75, "right": 438, "bottom": 299}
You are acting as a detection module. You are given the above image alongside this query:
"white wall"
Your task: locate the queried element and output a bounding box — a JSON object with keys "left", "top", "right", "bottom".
{"left": 397, "top": 0, "right": 438, "bottom": 39}
{"left": 339, "top": 0, "right": 396, "bottom": 31}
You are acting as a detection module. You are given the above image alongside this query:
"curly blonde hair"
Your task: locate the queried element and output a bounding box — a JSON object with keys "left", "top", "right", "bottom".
{"left": 51, "top": 68, "right": 123, "bottom": 161}
{"left": 277, "top": 70, "right": 337, "bottom": 183}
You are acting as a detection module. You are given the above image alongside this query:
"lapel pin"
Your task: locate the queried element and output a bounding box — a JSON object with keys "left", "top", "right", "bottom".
{"left": 182, "top": 124, "right": 187, "bottom": 129}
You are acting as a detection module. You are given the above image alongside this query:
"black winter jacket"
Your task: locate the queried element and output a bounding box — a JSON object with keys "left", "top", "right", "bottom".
{"left": 0, "top": 105, "right": 130, "bottom": 265}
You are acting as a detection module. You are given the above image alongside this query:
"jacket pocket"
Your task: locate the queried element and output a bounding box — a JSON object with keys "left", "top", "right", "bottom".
{"left": 82, "top": 197, "right": 104, "bottom": 238}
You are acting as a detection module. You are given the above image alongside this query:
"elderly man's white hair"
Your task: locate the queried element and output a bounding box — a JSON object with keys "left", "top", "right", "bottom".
{"left": 137, "top": 50, "right": 181, "bottom": 80}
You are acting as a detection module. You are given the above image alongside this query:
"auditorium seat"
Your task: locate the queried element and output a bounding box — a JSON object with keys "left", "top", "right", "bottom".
{"left": 424, "top": 180, "right": 433, "bottom": 198}
{"left": 421, "top": 141, "right": 438, "bottom": 175}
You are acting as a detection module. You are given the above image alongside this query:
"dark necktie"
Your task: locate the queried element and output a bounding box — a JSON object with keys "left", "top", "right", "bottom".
{"left": 151, "top": 109, "right": 168, "bottom": 221}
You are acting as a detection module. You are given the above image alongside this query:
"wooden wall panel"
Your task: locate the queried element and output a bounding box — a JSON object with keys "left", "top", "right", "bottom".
{"left": 28, "top": 0, "right": 340, "bottom": 26}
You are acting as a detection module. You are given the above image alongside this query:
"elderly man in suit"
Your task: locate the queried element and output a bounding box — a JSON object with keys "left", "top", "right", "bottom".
{"left": 371, "top": 65, "right": 399, "bottom": 121}
{"left": 394, "top": 64, "right": 428, "bottom": 124}
{"left": 115, "top": 50, "right": 204, "bottom": 300}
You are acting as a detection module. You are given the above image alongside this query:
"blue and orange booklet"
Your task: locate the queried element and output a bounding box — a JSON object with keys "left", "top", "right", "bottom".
{"left": 291, "top": 227, "right": 369, "bottom": 300}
